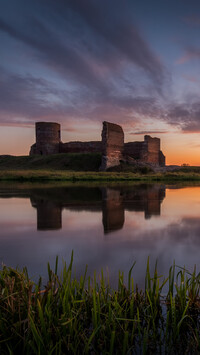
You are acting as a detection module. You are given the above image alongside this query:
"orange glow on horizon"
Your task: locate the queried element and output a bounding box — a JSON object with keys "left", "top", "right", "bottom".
{"left": 163, "top": 132, "right": 200, "bottom": 166}
{"left": 164, "top": 186, "right": 200, "bottom": 218}
{"left": 166, "top": 152, "right": 200, "bottom": 166}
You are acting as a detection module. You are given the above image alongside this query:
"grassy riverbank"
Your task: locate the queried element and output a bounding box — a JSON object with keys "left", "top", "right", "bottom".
{"left": 1, "top": 153, "right": 200, "bottom": 181}
{"left": 1, "top": 255, "right": 200, "bottom": 354}
{"left": 1, "top": 169, "right": 200, "bottom": 182}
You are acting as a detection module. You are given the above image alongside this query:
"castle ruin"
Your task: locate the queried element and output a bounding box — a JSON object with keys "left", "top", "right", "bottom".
{"left": 30, "top": 121, "right": 165, "bottom": 169}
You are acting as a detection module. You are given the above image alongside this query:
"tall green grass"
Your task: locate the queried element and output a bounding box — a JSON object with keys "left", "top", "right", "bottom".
{"left": 0, "top": 254, "right": 200, "bottom": 354}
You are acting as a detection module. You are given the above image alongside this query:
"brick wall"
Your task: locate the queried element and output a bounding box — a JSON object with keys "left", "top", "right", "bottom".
{"left": 59, "top": 141, "right": 102, "bottom": 154}
{"left": 100, "top": 121, "right": 124, "bottom": 170}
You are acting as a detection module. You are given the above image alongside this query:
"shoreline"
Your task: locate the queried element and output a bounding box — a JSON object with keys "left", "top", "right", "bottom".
{"left": 0, "top": 154, "right": 200, "bottom": 182}
{"left": 1, "top": 169, "right": 200, "bottom": 181}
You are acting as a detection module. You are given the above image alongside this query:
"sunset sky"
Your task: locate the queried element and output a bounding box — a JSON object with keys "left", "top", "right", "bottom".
{"left": 1, "top": 0, "right": 200, "bottom": 164}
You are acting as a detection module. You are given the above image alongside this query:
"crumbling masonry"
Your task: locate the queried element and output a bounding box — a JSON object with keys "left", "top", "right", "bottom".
{"left": 30, "top": 121, "right": 165, "bottom": 169}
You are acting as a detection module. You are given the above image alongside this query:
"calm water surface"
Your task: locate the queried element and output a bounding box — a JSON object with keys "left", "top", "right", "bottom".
{"left": 0, "top": 182, "right": 200, "bottom": 287}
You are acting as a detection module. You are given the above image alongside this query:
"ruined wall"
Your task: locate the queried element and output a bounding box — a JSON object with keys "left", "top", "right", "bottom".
{"left": 143, "top": 135, "right": 160, "bottom": 164}
{"left": 29, "top": 121, "right": 165, "bottom": 167}
{"left": 145, "top": 135, "right": 160, "bottom": 152}
{"left": 124, "top": 142, "right": 145, "bottom": 160}
{"left": 100, "top": 121, "right": 124, "bottom": 170}
{"left": 124, "top": 135, "right": 165, "bottom": 166}
{"left": 30, "top": 122, "right": 60, "bottom": 155}
{"left": 159, "top": 151, "right": 165, "bottom": 167}
{"left": 59, "top": 141, "right": 102, "bottom": 154}
{"left": 144, "top": 136, "right": 165, "bottom": 166}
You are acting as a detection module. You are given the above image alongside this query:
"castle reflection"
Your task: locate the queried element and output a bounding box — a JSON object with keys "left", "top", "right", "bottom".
{"left": 31, "top": 199, "right": 62, "bottom": 230}
{"left": 29, "top": 184, "right": 165, "bottom": 233}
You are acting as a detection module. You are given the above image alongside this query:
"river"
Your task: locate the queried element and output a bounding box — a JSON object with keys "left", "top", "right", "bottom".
{"left": 0, "top": 182, "right": 200, "bottom": 287}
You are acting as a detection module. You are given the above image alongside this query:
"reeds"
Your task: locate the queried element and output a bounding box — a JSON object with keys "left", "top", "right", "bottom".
{"left": 0, "top": 254, "right": 200, "bottom": 354}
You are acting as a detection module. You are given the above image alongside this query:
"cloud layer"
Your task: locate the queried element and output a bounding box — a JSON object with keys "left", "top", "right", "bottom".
{"left": 0, "top": 0, "right": 200, "bottom": 133}
{"left": 0, "top": 0, "right": 168, "bottom": 127}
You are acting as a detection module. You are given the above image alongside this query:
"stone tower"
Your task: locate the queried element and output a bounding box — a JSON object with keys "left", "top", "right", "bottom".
{"left": 30, "top": 122, "right": 61, "bottom": 155}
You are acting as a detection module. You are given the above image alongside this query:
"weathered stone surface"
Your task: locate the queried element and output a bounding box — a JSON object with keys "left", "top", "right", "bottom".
{"left": 159, "top": 151, "right": 165, "bottom": 167}
{"left": 59, "top": 141, "right": 102, "bottom": 154}
{"left": 30, "top": 122, "right": 60, "bottom": 155}
{"left": 143, "top": 135, "right": 160, "bottom": 164}
{"left": 100, "top": 121, "right": 124, "bottom": 171}
{"left": 124, "top": 142, "right": 144, "bottom": 160}
{"left": 124, "top": 135, "right": 165, "bottom": 167}
{"left": 29, "top": 143, "right": 36, "bottom": 155}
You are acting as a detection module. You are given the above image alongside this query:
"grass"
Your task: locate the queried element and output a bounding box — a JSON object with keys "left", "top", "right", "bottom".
{"left": 0, "top": 254, "right": 200, "bottom": 354}
{"left": 1, "top": 169, "right": 200, "bottom": 182}
{"left": 1, "top": 153, "right": 200, "bottom": 181}
{"left": 0, "top": 153, "right": 102, "bottom": 171}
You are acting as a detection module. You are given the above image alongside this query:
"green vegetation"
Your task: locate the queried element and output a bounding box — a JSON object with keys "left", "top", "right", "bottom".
{"left": 1, "top": 169, "right": 200, "bottom": 182}
{"left": 0, "top": 255, "right": 200, "bottom": 354}
{"left": 0, "top": 153, "right": 102, "bottom": 171}
{"left": 1, "top": 153, "right": 200, "bottom": 181}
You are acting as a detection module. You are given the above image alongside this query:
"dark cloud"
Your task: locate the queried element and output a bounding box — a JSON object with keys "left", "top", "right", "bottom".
{"left": 0, "top": 66, "right": 163, "bottom": 126}
{"left": 0, "top": 17, "right": 110, "bottom": 93}
{"left": 0, "top": 0, "right": 169, "bottom": 128}
{"left": 0, "top": 67, "right": 78, "bottom": 124}
{"left": 0, "top": 0, "right": 166, "bottom": 91}
{"left": 67, "top": 0, "right": 165, "bottom": 89}
{"left": 166, "top": 101, "right": 200, "bottom": 132}
{"left": 3, "top": 0, "right": 200, "bottom": 135}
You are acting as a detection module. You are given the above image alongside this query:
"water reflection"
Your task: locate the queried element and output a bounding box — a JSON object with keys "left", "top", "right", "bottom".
{"left": 1, "top": 182, "right": 200, "bottom": 288}
{"left": 31, "top": 199, "right": 62, "bottom": 230}
{"left": 29, "top": 184, "right": 165, "bottom": 233}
